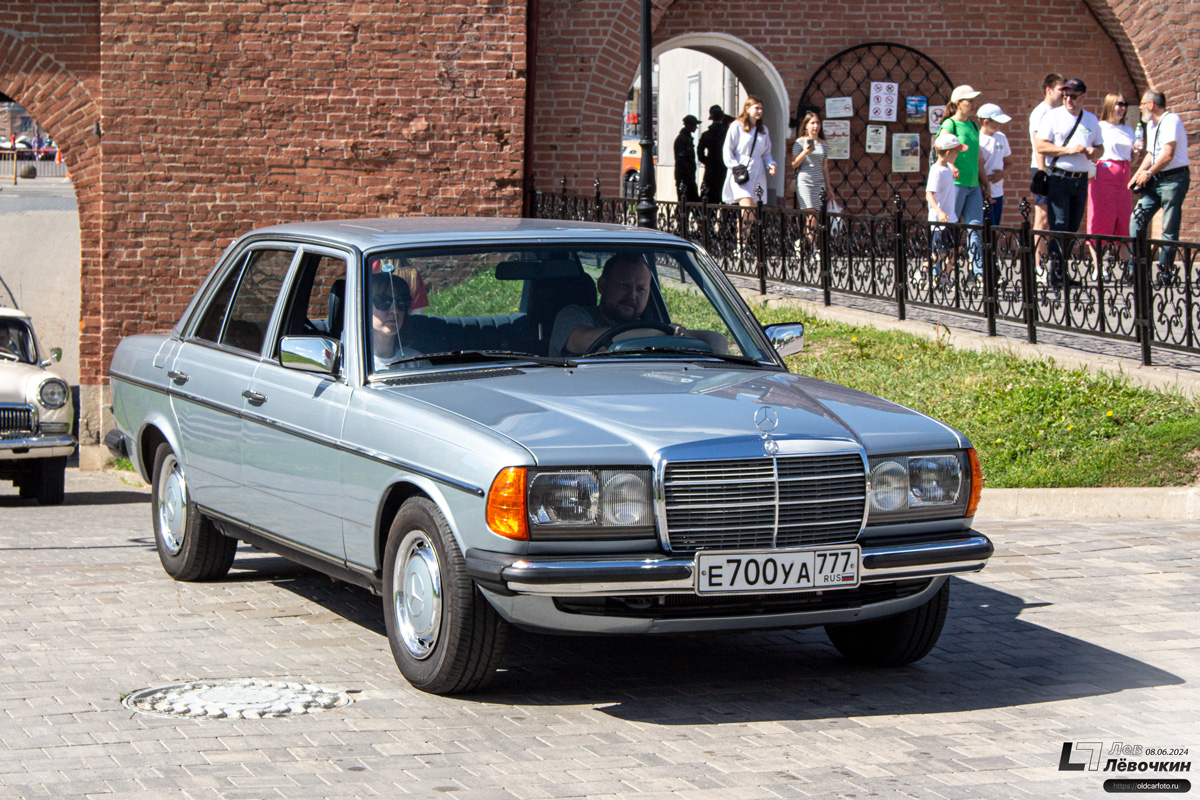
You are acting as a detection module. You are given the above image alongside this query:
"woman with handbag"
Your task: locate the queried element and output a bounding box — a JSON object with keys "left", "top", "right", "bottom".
{"left": 722, "top": 96, "right": 777, "bottom": 208}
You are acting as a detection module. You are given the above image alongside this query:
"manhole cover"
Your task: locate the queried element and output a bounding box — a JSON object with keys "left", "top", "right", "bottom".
{"left": 122, "top": 679, "right": 353, "bottom": 720}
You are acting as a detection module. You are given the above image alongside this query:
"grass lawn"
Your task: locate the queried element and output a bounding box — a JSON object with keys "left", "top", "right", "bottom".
{"left": 748, "top": 300, "right": 1200, "bottom": 488}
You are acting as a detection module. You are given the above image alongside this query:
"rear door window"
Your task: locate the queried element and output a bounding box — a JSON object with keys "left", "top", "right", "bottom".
{"left": 219, "top": 249, "right": 295, "bottom": 354}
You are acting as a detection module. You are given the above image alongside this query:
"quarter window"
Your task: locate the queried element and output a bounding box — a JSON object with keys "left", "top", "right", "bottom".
{"left": 219, "top": 249, "right": 294, "bottom": 354}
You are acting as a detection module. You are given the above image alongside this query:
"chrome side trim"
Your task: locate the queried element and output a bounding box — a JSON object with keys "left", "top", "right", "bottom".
{"left": 109, "top": 370, "right": 484, "bottom": 497}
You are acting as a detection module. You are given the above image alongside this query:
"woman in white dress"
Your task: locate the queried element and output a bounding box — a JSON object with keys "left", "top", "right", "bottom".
{"left": 722, "top": 96, "right": 777, "bottom": 207}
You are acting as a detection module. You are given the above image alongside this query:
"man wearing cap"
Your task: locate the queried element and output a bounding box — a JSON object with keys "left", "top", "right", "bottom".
{"left": 673, "top": 114, "right": 701, "bottom": 203}
{"left": 978, "top": 103, "right": 1013, "bottom": 224}
{"left": 1130, "top": 89, "right": 1191, "bottom": 284}
{"left": 1036, "top": 78, "right": 1102, "bottom": 287}
{"left": 697, "top": 105, "right": 728, "bottom": 203}
{"left": 939, "top": 85, "right": 990, "bottom": 272}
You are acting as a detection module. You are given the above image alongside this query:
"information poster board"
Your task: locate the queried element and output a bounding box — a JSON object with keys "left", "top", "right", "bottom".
{"left": 824, "top": 120, "right": 851, "bottom": 159}
{"left": 869, "top": 82, "right": 898, "bottom": 122}
{"left": 865, "top": 125, "right": 887, "bottom": 154}
{"left": 906, "top": 96, "right": 927, "bottom": 125}
{"left": 892, "top": 133, "right": 921, "bottom": 173}
{"left": 825, "top": 97, "right": 854, "bottom": 119}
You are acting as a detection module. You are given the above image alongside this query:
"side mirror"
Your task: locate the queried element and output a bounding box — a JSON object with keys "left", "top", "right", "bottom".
{"left": 764, "top": 323, "right": 804, "bottom": 357}
{"left": 280, "top": 336, "right": 340, "bottom": 374}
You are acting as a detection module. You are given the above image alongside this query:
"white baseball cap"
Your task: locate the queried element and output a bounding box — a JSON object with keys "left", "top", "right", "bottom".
{"left": 950, "top": 85, "right": 982, "bottom": 103}
{"left": 934, "top": 132, "right": 968, "bottom": 151}
{"left": 977, "top": 103, "right": 1011, "bottom": 123}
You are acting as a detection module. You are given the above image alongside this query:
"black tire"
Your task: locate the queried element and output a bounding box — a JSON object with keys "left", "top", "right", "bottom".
{"left": 16, "top": 478, "right": 34, "bottom": 499}
{"left": 33, "top": 456, "right": 66, "bottom": 505}
{"left": 382, "top": 497, "right": 507, "bottom": 694}
{"left": 150, "top": 443, "right": 236, "bottom": 581}
{"left": 825, "top": 579, "right": 950, "bottom": 666}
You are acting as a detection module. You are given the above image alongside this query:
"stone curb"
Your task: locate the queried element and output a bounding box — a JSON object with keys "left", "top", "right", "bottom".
{"left": 977, "top": 487, "right": 1200, "bottom": 520}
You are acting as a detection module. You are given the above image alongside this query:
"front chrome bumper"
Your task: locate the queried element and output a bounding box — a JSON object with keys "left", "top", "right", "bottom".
{"left": 0, "top": 434, "right": 76, "bottom": 458}
{"left": 466, "top": 533, "right": 993, "bottom": 596}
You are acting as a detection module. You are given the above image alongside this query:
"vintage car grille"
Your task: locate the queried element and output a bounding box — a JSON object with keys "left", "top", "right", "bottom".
{"left": 0, "top": 404, "right": 36, "bottom": 438}
{"left": 662, "top": 453, "right": 866, "bottom": 552}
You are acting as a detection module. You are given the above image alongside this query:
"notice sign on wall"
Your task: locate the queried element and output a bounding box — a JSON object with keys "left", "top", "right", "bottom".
{"left": 826, "top": 97, "right": 854, "bottom": 118}
{"left": 865, "top": 125, "right": 887, "bottom": 154}
{"left": 928, "top": 106, "right": 946, "bottom": 134}
{"left": 906, "top": 96, "right": 927, "bottom": 125}
{"left": 824, "top": 119, "right": 851, "bottom": 159}
{"left": 892, "top": 133, "right": 921, "bottom": 173}
{"left": 869, "top": 82, "right": 898, "bottom": 122}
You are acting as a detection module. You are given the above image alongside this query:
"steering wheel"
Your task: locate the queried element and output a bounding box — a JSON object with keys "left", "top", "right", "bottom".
{"left": 584, "top": 320, "right": 676, "bottom": 355}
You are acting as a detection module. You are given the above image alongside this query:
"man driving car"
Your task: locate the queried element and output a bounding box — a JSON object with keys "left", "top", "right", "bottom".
{"left": 548, "top": 253, "right": 726, "bottom": 357}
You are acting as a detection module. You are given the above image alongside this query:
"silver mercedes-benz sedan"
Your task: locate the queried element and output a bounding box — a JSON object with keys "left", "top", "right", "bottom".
{"left": 108, "top": 218, "right": 992, "bottom": 694}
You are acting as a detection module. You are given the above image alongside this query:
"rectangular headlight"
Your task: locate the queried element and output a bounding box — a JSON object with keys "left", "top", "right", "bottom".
{"left": 527, "top": 468, "right": 654, "bottom": 540}
{"left": 867, "top": 453, "right": 969, "bottom": 523}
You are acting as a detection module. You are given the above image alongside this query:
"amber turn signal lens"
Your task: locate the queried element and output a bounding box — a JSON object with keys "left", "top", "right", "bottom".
{"left": 486, "top": 467, "right": 528, "bottom": 540}
{"left": 965, "top": 448, "right": 983, "bottom": 518}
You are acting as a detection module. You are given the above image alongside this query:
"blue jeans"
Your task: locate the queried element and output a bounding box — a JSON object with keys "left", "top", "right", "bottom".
{"left": 954, "top": 185, "right": 984, "bottom": 273}
{"left": 1131, "top": 168, "right": 1191, "bottom": 273}
{"left": 1047, "top": 173, "right": 1088, "bottom": 284}
{"left": 984, "top": 196, "right": 1003, "bottom": 226}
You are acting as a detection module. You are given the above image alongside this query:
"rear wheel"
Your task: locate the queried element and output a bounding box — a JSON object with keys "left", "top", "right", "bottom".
{"left": 33, "top": 456, "right": 66, "bottom": 505}
{"left": 150, "top": 443, "right": 236, "bottom": 581}
{"left": 825, "top": 579, "right": 950, "bottom": 666}
{"left": 383, "top": 497, "right": 507, "bottom": 694}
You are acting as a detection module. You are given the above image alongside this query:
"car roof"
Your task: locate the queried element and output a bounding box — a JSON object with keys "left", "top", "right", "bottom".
{"left": 240, "top": 217, "right": 688, "bottom": 252}
{"left": 0, "top": 307, "right": 31, "bottom": 322}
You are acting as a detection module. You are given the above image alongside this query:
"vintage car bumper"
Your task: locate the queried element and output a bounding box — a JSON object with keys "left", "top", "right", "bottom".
{"left": 0, "top": 434, "right": 77, "bottom": 459}
{"left": 467, "top": 533, "right": 992, "bottom": 633}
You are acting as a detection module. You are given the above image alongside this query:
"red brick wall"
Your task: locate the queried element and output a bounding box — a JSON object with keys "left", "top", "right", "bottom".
{"left": 530, "top": 0, "right": 1150, "bottom": 216}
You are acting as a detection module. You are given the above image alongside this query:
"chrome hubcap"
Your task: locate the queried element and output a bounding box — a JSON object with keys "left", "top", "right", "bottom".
{"left": 393, "top": 531, "right": 442, "bottom": 659}
{"left": 157, "top": 455, "right": 186, "bottom": 556}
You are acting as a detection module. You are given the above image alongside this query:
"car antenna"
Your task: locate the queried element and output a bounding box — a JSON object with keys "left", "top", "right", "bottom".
{"left": 0, "top": 272, "right": 17, "bottom": 309}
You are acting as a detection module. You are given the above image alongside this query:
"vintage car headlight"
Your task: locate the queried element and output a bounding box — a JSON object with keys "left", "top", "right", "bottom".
{"left": 38, "top": 378, "right": 69, "bottom": 409}
{"left": 486, "top": 467, "right": 655, "bottom": 541}
{"left": 868, "top": 452, "right": 979, "bottom": 522}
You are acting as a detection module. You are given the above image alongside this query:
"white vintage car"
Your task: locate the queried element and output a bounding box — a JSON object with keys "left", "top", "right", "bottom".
{"left": 0, "top": 306, "right": 74, "bottom": 504}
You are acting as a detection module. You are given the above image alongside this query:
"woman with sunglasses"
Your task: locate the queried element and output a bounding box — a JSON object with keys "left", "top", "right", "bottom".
{"left": 1087, "top": 92, "right": 1136, "bottom": 238}
{"left": 369, "top": 271, "right": 425, "bottom": 370}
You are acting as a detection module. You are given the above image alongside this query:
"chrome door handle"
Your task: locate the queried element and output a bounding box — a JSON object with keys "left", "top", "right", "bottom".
{"left": 241, "top": 389, "right": 267, "bottom": 404}
{"left": 168, "top": 370, "right": 189, "bottom": 384}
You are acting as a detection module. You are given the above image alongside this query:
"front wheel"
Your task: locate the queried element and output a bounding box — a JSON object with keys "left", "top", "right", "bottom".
{"left": 825, "top": 579, "right": 950, "bottom": 666}
{"left": 33, "top": 456, "right": 66, "bottom": 505}
{"left": 382, "top": 497, "right": 507, "bottom": 694}
{"left": 150, "top": 443, "right": 236, "bottom": 581}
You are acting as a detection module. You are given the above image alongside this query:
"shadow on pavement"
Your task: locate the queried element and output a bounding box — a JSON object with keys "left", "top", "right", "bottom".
{"left": 253, "top": 567, "right": 1182, "bottom": 720}
{"left": 0, "top": 490, "right": 148, "bottom": 507}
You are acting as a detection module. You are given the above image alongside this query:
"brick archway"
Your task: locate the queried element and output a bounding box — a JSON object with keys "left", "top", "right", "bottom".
{"left": 0, "top": 28, "right": 105, "bottom": 453}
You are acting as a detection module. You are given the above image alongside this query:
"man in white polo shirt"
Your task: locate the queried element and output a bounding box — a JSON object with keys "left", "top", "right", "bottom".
{"left": 1130, "top": 89, "right": 1191, "bottom": 284}
{"left": 1036, "top": 77, "right": 1102, "bottom": 288}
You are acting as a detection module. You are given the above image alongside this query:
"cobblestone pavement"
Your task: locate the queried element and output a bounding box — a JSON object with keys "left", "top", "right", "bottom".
{"left": 1, "top": 471, "right": 1197, "bottom": 799}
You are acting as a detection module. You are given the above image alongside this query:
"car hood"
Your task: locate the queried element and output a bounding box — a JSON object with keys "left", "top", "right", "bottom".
{"left": 0, "top": 361, "right": 55, "bottom": 404}
{"left": 385, "top": 364, "right": 968, "bottom": 465}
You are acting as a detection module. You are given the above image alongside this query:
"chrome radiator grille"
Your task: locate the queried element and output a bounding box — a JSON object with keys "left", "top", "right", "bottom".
{"left": 0, "top": 405, "right": 35, "bottom": 437}
{"left": 662, "top": 453, "right": 866, "bottom": 552}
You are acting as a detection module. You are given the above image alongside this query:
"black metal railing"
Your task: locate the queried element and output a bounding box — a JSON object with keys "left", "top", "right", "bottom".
{"left": 528, "top": 178, "right": 1200, "bottom": 366}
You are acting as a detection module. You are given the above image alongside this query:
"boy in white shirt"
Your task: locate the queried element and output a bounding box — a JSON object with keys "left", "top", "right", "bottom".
{"left": 978, "top": 103, "right": 1013, "bottom": 224}
{"left": 928, "top": 132, "right": 967, "bottom": 276}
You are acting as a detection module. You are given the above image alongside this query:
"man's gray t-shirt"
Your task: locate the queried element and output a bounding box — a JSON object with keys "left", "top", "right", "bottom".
{"left": 549, "top": 304, "right": 615, "bottom": 357}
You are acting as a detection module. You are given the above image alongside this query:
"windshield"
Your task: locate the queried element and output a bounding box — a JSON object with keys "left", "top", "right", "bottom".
{"left": 0, "top": 319, "right": 36, "bottom": 364}
{"left": 364, "top": 243, "right": 774, "bottom": 377}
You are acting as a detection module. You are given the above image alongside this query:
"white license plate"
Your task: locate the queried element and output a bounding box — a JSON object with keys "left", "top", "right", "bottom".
{"left": 695, "top": 546, "right": 861, "bottom": 594}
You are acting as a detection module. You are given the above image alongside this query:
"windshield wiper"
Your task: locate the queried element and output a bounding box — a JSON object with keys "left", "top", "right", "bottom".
{"left": 382, "top": 350, "right": 576, "bottom": 368}
{"left": 581, "top": 346, "right": 766, "bottom": 366}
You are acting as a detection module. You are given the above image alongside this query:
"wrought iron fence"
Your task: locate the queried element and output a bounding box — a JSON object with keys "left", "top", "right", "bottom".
{"left": 529, "top": 178, "right": 1200, "bottom": 366}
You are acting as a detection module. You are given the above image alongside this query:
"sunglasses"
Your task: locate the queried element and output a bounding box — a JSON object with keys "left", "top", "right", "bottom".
{"left": 1115, "top": 101, "right": 1129, "bottom": 107}
{"left": 372, "top": 294, "right": 408, "bottom": 311}
{"left": 1062, "top": 92, "right": 1082, "bottom": 99}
